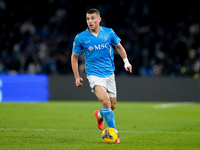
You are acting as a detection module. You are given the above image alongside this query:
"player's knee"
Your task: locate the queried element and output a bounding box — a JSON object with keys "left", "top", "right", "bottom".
{"left": 102, "top": 99, "right": 111, "bottom": 108}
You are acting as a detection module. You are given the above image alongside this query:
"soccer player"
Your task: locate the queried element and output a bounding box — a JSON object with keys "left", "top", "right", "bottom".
{"left": 71, "top": 8, "right": 132, "bottom": 143}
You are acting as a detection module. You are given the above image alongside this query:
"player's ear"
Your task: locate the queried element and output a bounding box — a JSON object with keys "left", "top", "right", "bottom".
{"left": 99, "top": 17, "right": 101, "bottom": 23}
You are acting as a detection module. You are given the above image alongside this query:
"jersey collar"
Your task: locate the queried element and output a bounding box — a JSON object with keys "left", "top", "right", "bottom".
{"left": 86, "top": 26, "right": 103, "bottom": 34}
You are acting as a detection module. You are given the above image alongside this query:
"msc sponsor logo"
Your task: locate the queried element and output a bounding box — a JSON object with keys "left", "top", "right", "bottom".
{"left": 88, "top": 43, "right": 109, "bottom": 51}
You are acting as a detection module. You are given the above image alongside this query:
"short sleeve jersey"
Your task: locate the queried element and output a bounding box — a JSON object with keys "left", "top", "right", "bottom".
{"left": 72, "top": 26, "right": 121, "bottom": 78}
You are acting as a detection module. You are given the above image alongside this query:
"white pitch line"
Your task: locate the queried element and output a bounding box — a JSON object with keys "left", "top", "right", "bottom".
{"left": 0, "top": 128, "right": 98, "bottom": 132}
{"left": 153, "top": 102, "right": 194, "bottom": 109}
{"left": 0, "top": 128, "right": 199, "bottom": 135}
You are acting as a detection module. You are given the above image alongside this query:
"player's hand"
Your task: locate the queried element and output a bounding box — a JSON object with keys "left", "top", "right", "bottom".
{"left": 125, "top": 65, "right": 132, "bottom": 73}
{"left": 123, "top": 58, "right": 132, "bottom": 73}
{"left": 75, "top": 77, "right": 83, "bottom": 87}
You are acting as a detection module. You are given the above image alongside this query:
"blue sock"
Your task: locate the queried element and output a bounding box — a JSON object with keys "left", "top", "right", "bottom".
{"left": 100, "top": 107, "right": 116, "bottom": 129}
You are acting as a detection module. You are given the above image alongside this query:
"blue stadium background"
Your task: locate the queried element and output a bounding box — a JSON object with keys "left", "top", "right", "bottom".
{"left": 0, "top": 0, "right": 199, "bottom": 102}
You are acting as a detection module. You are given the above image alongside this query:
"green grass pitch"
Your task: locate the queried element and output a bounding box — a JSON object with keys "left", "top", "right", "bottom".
{"left": 0, "top": 101, "right": 200, "bottom": 150}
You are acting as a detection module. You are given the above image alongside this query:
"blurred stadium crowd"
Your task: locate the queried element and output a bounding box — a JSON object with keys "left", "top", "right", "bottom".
{"left": 0, "top": 0, "right": 199, "bottom": 77}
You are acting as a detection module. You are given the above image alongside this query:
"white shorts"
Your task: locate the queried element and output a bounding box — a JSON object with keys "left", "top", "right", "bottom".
{"left": 87, "top": 73, "right": 117, "bottom": 97}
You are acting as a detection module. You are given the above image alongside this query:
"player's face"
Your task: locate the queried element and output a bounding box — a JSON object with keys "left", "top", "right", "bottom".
{"left": 86, "top": 13, "right": 101, "bottom": 32}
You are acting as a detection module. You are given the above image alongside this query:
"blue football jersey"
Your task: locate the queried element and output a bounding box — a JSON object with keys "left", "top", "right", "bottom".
{"left": 72, "top": 26, "right": 121, "bottom": 77}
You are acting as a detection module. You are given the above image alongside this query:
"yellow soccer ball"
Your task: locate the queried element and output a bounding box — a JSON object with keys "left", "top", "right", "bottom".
{"left": 101, "top": 127, "right": 119, "bottom": 144}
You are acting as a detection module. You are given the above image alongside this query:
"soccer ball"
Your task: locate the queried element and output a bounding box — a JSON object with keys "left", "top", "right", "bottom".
{"left": 101, "top": 127, "right": 119, "bottom": 144}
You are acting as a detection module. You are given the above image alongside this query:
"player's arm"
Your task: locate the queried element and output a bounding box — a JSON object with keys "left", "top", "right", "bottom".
{"left": 115, "top": 43, "right": 132, "bottom": 73}
{"left": 71, "top": 52, "right": 83, "bottom": 87}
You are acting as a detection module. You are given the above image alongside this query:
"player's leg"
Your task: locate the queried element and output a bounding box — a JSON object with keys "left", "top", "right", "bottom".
{"left": 94, "top": 85, "right": 110, "bottom": 108}
{"left": 93, "top": 85, "right": 108, "bottom": 130}
{"left": 110, "top": 97, "right": 116, "bottom": 110}
{"left": 94, "top": 85, "right": 116, "bottom": 129}
{"left": 107, "top": 74, "right": 120, "bottom": 143}
{"left": 109, "top": 96, "right": 120, "bottom": 143}
{"left": 87, "top": 76, "right": 106, "bottom": 130}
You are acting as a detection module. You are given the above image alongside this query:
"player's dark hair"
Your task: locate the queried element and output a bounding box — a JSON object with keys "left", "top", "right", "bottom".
{"left": 86, "top": 8, "right": 100, "bottom": 16}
